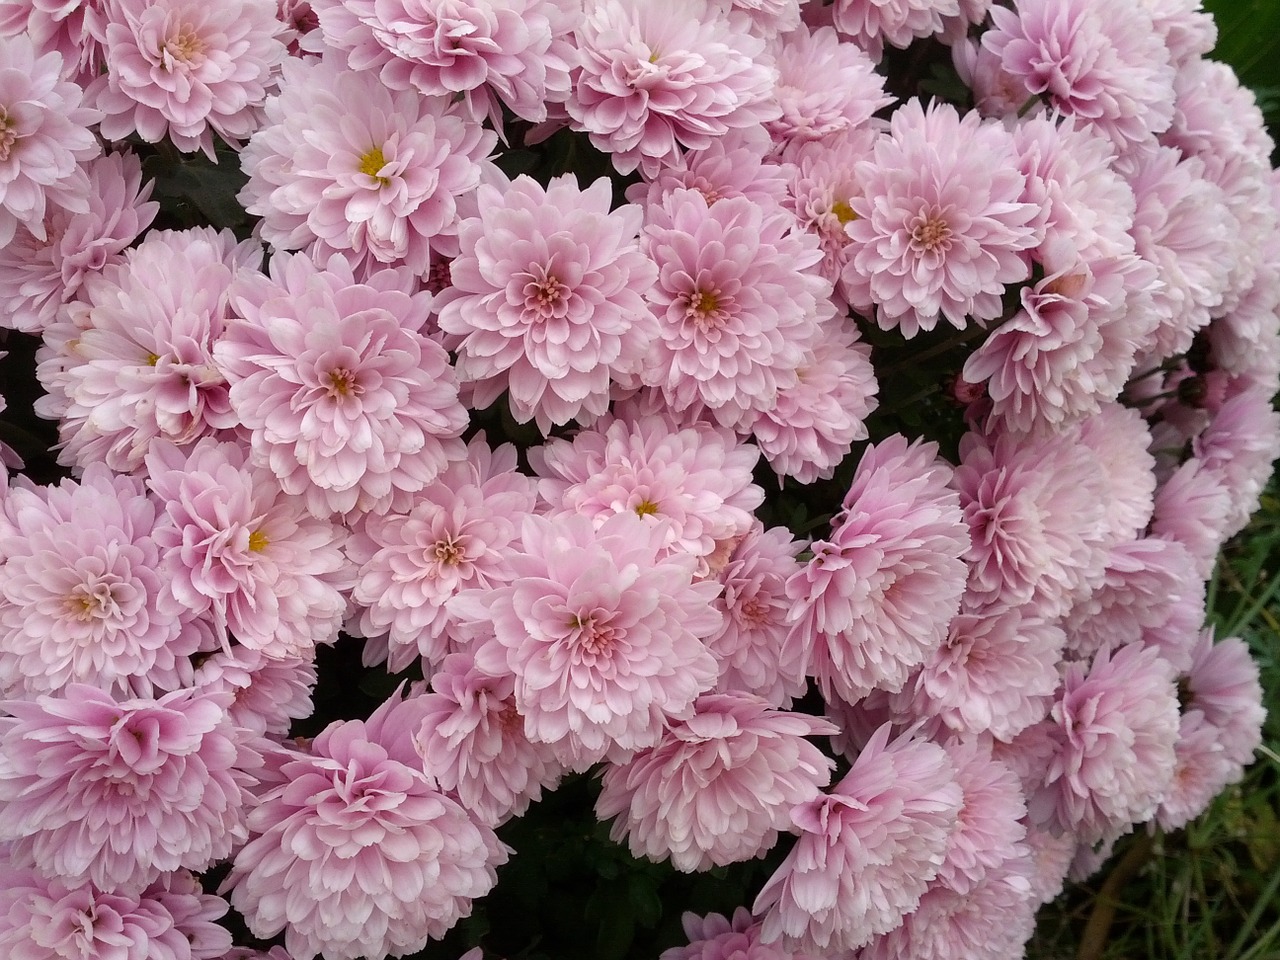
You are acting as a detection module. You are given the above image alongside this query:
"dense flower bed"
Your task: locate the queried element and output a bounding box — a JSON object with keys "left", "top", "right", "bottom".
{"left": 0, "top": 1, "right": 1274, "bottom": 958}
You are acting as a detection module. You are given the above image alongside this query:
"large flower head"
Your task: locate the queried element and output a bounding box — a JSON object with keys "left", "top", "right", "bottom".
{"left": 435, "top": 174, "right": 658, "bottom": 431}
{"left": 217, "top": 251, "right": 469, "bottom": 517}
{"left": 239, "top": 55, "right": 497, "bottom": 275}
{"left": 831, "top": 0, "right": 961, "bottom": 58}
{"left": 0, "top": 684, "right": 256, "bottom": 894}
{"left": 842, "top": 99, "right": 1041, "bottom": 337}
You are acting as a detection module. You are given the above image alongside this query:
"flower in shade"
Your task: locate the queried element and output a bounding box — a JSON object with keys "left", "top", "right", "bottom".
{"left": 753, "top": 724, "right": 963, "bottom": 954}
{"left": 217, "top": 251, "right": 468, "bottom": 517}
{"left": 435, "top": 174, "right": 658, "bottom": 431}
{"left": 1194, "top": 382, "right": 1280, "bottom": 539}
{"left": 841, "top": 99, "right": 1041, "bottom": 337}
{"left": 0, "top": 862, "right": 233, "bottom": 960}
{"left": 1183, "top": 631, "right": 1266, "bottom": 767}
{"left": 597, "top": 692, "right": 837, "bottom": 872}
{"left": 933, "top": 738, "right": 1028, "bottom": 895}
{"left": 192, "top": 646, "right": 318, "bottom": 737}
{"left": 627, "top": 127, "right": 792, "bottom": 211}
{"left": 0, "top": 684, "right": 255, "bottom": 894}
{"left": 87, "top": 0, "right": 287, "bottom": 157}
{"left": 0, "top": 151, "right": 158, "bottom": 335}
{"left": 0, "top": 464, "right": 202, "bottom": 699}
{"left": 1149, "top": 456, "right": 1232, "bottom": 579}
{"left": 567, "top": 0, "right": 779, "bottom": 176}
{"left": 455, "top": 511, "right": 722, "bottom": 766}
{"left": 238, "top": 55, "right": 497, "bottom": 275}
{"left": 224, "top": 694, "right": 509, "bottom": 960}
{"left": 413, "top": 652, "right": 563, "bottom": 827}
{"left": 831, "top": 0, "right": 960, "bottom": 58}
{"left": 661, "top": 907, "right": 822, "bottom": 960}
{"left": 787, "top": 436, "right": 970, "bottom": 704}
{"left": 1156, "top": 708, "right": 1238, "bottom": 832}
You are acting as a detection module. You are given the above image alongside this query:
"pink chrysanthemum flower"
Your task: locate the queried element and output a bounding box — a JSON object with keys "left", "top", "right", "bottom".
{"left": 217, "top": 251, "right": 468, "bottom": 517}
{"left": 0, "top": 863, "right": 233, "bottom": 960}
{"left": 1011, "top": 643, "right": 1180, "bottom": 842}
{"left": 765, "top": 24, "right": 892, "bottom": 148}
{"left": 831, "top": 0, "right": 960, "bottom": 58}
{"left": 348, "top": 436, "right": 539, "bottom": 672}
{"left": 435, "top": 174, "right": 658, "bottom": 431}
{"left": 0, "top": 151, "right": 157, "bottom": 335}
{"left": 597, "top": 693, "right": 837, "bottom": 872}
{"left": 982, "top": 0, "right": 1175, "bottom": 154}
{"left": 0, "top": 1, "right": 108, "bottom": 85}
{"left": 1156, "top": 708, "right": 1237, "bottom": 832}
{"left": 0, "top": 33, "right": 100, "bottom": 249}
{"left": 1078, "top": 402, "right": 1159, "bottom": 543}
{"left": 842, "top": 99, "right": 1041, "bottom": 337}
{"left": 192, "top": 646, "right": 317, "bottom": 737}
{"left": 1194, "top": 382, "right": 1280, "bottom": 539}
{"left": 641, "top": 188, "right": 833, "bottom": 426}
{"left": 0, "top": 465, "right": 202, "bottom": 699}
{"left": 87, "top": 0, "right": 286, "bottom": 158}
{"left": 627, "top": 127, "right": 793, "bottom": 211}
{"left": 662, "top": 907, "right": 821, "bottom": 960}
{"left": 933, "top": 738, "right": 1028, "bottom": 895}
{"left": 1184, "top": 631, "right": 1266, "bottom": 768}
{"left": 312, "top": 0, "right": 578, "bottom": 126}
{"left": 1149, "top": 456, "right": 1232, "bottom": 580}
{"left": 238, "top": 55, "right": 497, "bottom": 275}
{"left": 455, "top": 511, "right": 722, "bottom": 766}
{"left": 145, "top": 437, "right": 351, "bottom": 657}
{"left": 413, "top": 652, "right": 563, "bottom": 827}
{"left": 567, "top": 0, "right": 779, "bottom": 177}
{"left": 225, "top": 695, "right": 508, "bottom": 960}
{"left": 531, "top": 413, "right": 763, "bottom": 564}
{"left": 0, "top": 684, "right": 255, "bottom": 894}
{"left": 787, "top": 436, "right": 970, "bottom": 704}
{"left": 35, "top": 227, "right": 257, "bottom": 474}
{"left": 749, "top": 317, "right": 878, "bottom": 484}
{"left": 754, "top": 724, "right": 963, "bottom": 954}
{"left": 711, "top": 0, "right": 803, "bottom": 38}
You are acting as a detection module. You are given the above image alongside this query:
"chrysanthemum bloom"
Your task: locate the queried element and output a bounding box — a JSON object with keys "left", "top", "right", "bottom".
{"left": 349, "top": 436, "right": 539, "bottom": 671}
{"left": 0, "top": 34, "right": 100, "bottom": 249}
{"left": 982, "top": 0, "right": 1175, "bottom": 154}
{"left": 312, "top": 0, "right": 578, "bottom": 126}
{"left": 435, "top": 174, "right": 658, "bottom": 431}
{"left": 830, "top": 0, "right": 960, "bottom": 59}
{"left": 224, "top": 695, "right": 509, "bottom": 960}
{"left": 145, "top": 437, "right": 351, "bottom": 657}
{"left": 0, "top": 151, "right": 158, "bottom": 335}
{"left": 217, "top": 251, "right": 468, "bottom": 517}
{"left": 0, "top": 0, "right": 108, "bottom": 85}
{"left": 531, "top": 413, "right": 763, "bottom": 564}
{"left": 748, "top": 317, "right": 878, "bottom": 484}
{"left": 661, "top": 907, "right": 820, "bottom": 960}
{"left": 0, "top": 863, "right": 233, "bottom": 960}
{"left": 0, "top": 465, "right": 202, "bottom": 699}
{"left": 1183, "top": 631, "right": 1266, "bottom": 768}
{"left": 889, "top": 603, "right": 1064, "bottom": 742}
{"left": 567, "top": 0, "right": 779, "bottom": 176}
{"left": 86, "top": 0, "right": 286, "bottom": 157}
{"left": 413, "top": 652, "right": 563, "bottom": 827}
{"left": 238, "top": 55, "right": 497, "bottom": 275}
{"left": 455, "top": 511, "right": 722, "bottom": 766}
{"left": 627, "top": 127, "right": 793, "bottom": 211}
{"left": 192, "top": 646, "right": 317, "bottom": 737}
{"left": 932, "top": 738, "right": 1028, "bottom": 895}
{"left": 641, "top": 188, "right": 833, "bottom": 426}
{"left": 597, "top": 693, "right": 837, "bottom": 872}
{"left": 1155, "top": 708, "right": 1237, "bottom": 832}
{"left": 35, "top": 227, "right": 258, "bottom": 474}
{"left": 0, "top": 684, "right": 255, "bottom": 894}
{"left": 787, "top": 436, "right": 970, "bottom": 704}
{"left": 711, "top": 0, "right": 802, "bottom": 38}
{"left": 765, "top": 24, "right": 892, "bottom": 149}
{"left": 753, "top": 724, "right": 963, "bottom": 954}
{"left": 1194, "top": 381, "right": 1280, "bottom": 539}
{"left": 1011, "top": 643, "right": 1180, "bottom": 843}
{"left": 842, "top": 99, "right": 1041, "bottom": 338}
{"left": 1149, "top": 456, "right": 1232, "bottom": 579}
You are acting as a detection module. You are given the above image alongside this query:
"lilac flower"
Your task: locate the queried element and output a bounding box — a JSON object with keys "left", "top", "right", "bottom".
{"left": 831, "top": 0, "right": 961, "bottom": 58}
{"left": 1184, "top": 632, "right": 1266, "bottom": 768}
{"left": 661, "top": 907, "right": 821, "bottom": 960}
{"left": 192, "top": 646, "right": 317, "bottom": 737}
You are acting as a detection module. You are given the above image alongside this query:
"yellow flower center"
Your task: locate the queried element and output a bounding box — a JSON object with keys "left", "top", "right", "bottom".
{"left": 358, "top": 146, "right": 390, "bottom": 186}
{"left": 145, "top": 352, "right": 160, "bottom": 366}
{"left": 832, "top": 199, "right": 858, "bottom": 224}
{"left": 634, "top": 500, "right": 659, "bottom": 517}
{"left": 247, "top": 530, "right": 270, "bottom": 553}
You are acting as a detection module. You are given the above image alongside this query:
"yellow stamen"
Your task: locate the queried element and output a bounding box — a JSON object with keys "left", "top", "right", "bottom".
{"left": 358, "top": 145, "right": 389, "bottom": 186}
{"left": 832, "top": 199, "right": 858, "bottom": 224}
{"left": 634, "top": 500, "right": 659, "bottom": 517}
{"left": 248, "top": 530, "right": 269, "bottom": 553}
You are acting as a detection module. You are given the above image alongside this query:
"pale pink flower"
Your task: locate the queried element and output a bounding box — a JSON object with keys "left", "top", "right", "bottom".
{"left": 1078, "top": 402, "right": 1159, "bottom": 543}
{"left": 0, "top": 465, "right": 202, "bottom": 699}
{"left": 1184, "top": 632, "right": 1266, "bottom": 768}
{"left": 842, "top": 99, "right": 1041, "bottom": 337}
{"left": 0, "top": 1, "right": 108, "bottom": 85}
{"left": 933, "top": 738, "right": 1028, "bottom": 895}
{"left": 35, "top": 227, "right": 257, "bottom": 474}
{"left": 217, "top": 251, "right": 468, "bottom": 517}
{"left": 435, "top": 174, "right": 657, "bottom": 431}
{"left": 831, "top": 0, "right": 960, "bottom": 58}
{"left": 238, "top": 55, "right": 497, "bottom": 275}
{"left": 982, "top": 0, "right": 1176, "bottom": 154}
{"left": 787, "top": 436, "right": 970, "bottom": 703}
{"left": 413, "top": 652, "right": 563, "bottom": 827}
{"left": 1149, "top": 456, "right": 1232, "bottom": 579}
{"left": 87, "top": 0, "right": 287, "bottom": 157}
{"left": 567, "top": 0, "right": 779, "bottom": 176}
{"left": 455, "top": 511, "right": 722, "bottom": 766}
{"left": 754, "top": 724, "right": 963, "bottom": 953}
{"left": 145, "top": 437, "right": 351, "bottom": 657}
{"left": 1194, "top": 381, "right": 1280, "bottom": 539}
{"left": 0, "top": 151, "right": 157, "bottom": 335}
{"left": 225, "top": 695, "right": 508, "bottom": 960}
{"left": 312, "top": 0, "right": 578, "bottom": 126}
{"left": 531, "top": 413, "right": 763, "bottom": 564}
{"left": 0, "top": 33, "right": 100, "bottom": 248}
{"left": 348, "top": 436, "right": 539, "bottom": 672}
{"left": 0, "top": 684, "right": 255, "bottom": 894}
{"left": 627, "top": 127, "right": 793, "bottom": 212}
{"left": 597, "top": 692, "right": 837, "bottom": 872}
{"left": 662, "top": 907, "right": 821, "bottom": 960}
{"left": 641, "top": 188, "right": 833, "bottom": 426}
{"left": 1140, "top": 0, "right": 1216, "bottom": 65}
{"left": 1021, "top": 822, "right": 1077, "bottom": 906}
{"left": 192, "top": 646, "right": 317, "bottom": 737}
{"left": 710, "top": 0, "right": 803, "bottom": 38}
{"left": 1155, "top": 708, "right": 1237, "bottom": 831}
{"left": 277, "top": 0, "right": 321, "bottom": 56}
